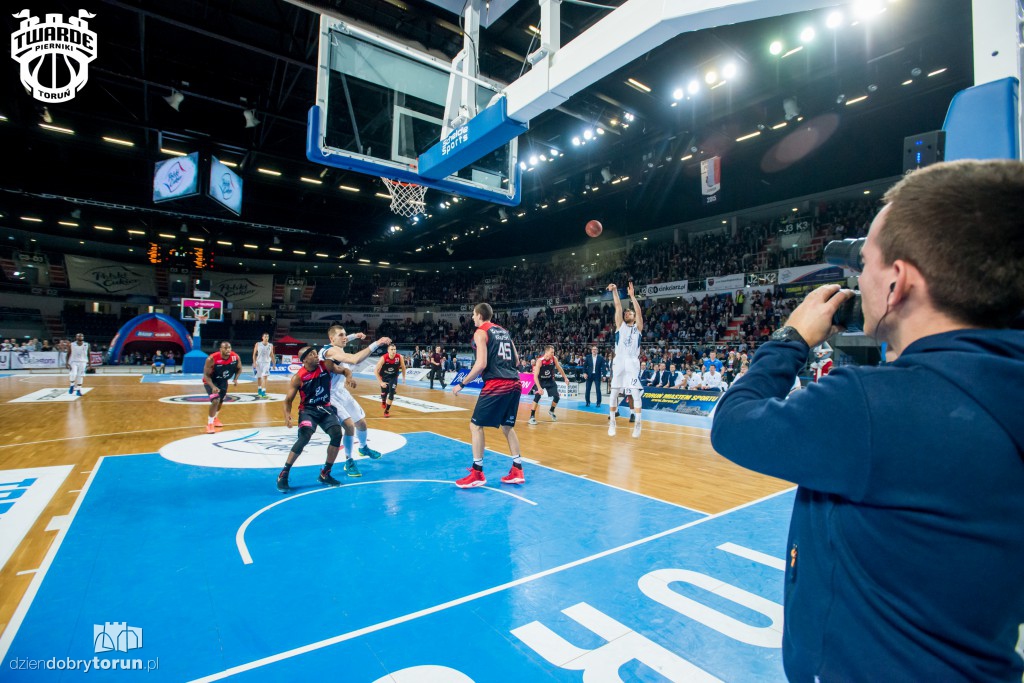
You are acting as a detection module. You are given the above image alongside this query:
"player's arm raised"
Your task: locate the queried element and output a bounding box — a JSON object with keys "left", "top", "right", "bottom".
{"left": 628, "top": 281, "right": 643, "bottom": 333}
{"left": 607, "top": 283, "right": 623, "bottom": 327}
{"left": 453, "top": 329, "right": 488, "bottom": 396}
{"left": 283, "top": 373, "right": 301, "bottom": 428}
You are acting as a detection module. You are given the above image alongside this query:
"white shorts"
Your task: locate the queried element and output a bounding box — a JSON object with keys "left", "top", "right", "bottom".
{"left": 331, "top": 389, "right": 366, "bottom": 423}
{"left": 254, "top": 362, "right": 271, "bottom": 378}
{"left": 68, "top": 361, "right": 87, "bottom": 384}
{"left": 611, "top": 361, "right": 641, "bottom": 390}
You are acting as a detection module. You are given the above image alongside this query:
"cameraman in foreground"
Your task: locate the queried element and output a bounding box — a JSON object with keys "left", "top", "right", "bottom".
{"left": 711, "top": 160, "right": 1024, "bottom": 681}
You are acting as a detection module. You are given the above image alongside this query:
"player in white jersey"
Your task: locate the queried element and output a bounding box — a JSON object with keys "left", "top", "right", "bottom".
{"left": 66, "top": 333, "right": 90, "bottom": 396}
{"left": 607, "top": 282, "right": 644, "bottom": 438}
{"left": 318, "top": 325, "right": 391, "bottom": 477}
{"left": 252, "top": 333, "right": 275, "bottom": 399}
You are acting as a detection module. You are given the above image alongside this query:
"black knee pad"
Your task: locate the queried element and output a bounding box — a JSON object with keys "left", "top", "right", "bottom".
{"left": 327, "top": 425, "right": 342, "bottom": 448}
{"left": 291, "top": 426, "right": 314, "bottom": 455}
{"left": 387, "top": 385, "right": 397, "bottom": 401}
{"left": 533, "top": 392, "right": 541, "bottom": 404}
{"left": 552, "top": 397, "right": 559, "bottom": 405}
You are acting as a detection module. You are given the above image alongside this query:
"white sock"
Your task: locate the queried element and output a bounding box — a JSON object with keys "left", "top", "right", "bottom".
{"left": 343, "top": 434, "right": 354, "bottom": 458}
{"left": 635, "top": 413, "right": 642, "bottom": 423}
{"left": 357, "top": 429, "right": 368, "bottom": 449}
{"left": 208, "top": 416, "right": 214, "bottom": 424}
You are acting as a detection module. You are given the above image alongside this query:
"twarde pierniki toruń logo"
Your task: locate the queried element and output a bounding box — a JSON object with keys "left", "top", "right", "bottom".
{"left": 10, "top": 9, "right": 97, "bottom": 103}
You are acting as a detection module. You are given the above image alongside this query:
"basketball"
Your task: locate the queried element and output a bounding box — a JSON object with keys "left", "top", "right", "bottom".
{"left": 585, "top": 220, "right": 603, "bottom": 237}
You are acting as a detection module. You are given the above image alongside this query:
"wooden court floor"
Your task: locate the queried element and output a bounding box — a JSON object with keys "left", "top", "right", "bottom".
{"left": 0, "top": 370, "right": 790, "bottom": 639}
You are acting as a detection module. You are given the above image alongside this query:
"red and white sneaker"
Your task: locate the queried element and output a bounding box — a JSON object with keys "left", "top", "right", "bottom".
{"left": 500, "top": 465, "right": 525, "bottom": 485}
{"left": 205, "top": 423, "right": 216, "bottom": 434}
{"left": 455, "top": 468, "right": 486, "bottom": 488}
{"left": 213, "top": 417, "right": 224, "bottom": 428}
{"left": 383, "top": 411, "right": 391, "bottom": 418}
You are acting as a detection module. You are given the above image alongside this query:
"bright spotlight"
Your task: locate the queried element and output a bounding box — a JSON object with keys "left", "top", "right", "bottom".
{"left": 595, "top": 128, "right": 604, "bottom": 135}
{"left": 672, "top": 88, "right": 684, "bottom": 100}
{"left": 722, "top": 63, "right": 737, "bottom": 79}
{"left": 853, "top": 0, "right": 885, "bottom": 18}
{"left": 572, "top": 136, "right": 581, "bottom": 146}
{"left": 769, "top": 40, "right": 783, "bottom": 55}
{"left": 800, "top": 27, "right": 815, "bottom": 42}
{"left": 826, "top": 11, "right": 843, "bottom": 28}
{"left": 529, "top": 155, "right": 539, "bottom": 165}
{"left": 687, "top": 80, "right": 699, "bottom": 95}
{"left": 704, "top": 70, "right": 718, "bottom": 85}
{"left": 583, "top": 129, "right": 594, "bottom": 140}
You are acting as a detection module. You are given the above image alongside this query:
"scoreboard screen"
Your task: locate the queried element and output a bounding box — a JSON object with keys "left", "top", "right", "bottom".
{"left": 147, "top": 243, "right": 214, "bottom": 270}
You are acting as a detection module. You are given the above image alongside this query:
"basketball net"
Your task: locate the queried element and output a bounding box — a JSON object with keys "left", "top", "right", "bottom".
{"left": 381, "top": 177, "right": 427, "bottom": 217}
{"left": 192, "top": 308, "right": 209, "bottom": 339}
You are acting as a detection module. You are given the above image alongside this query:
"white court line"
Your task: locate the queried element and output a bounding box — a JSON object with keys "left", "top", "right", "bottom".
{"left": 15, "top": 569, "right": 38, "bottom": 576}
{"left": 423, "top": 430, "right": 710, "bottom": 516}
{"left": 0, "top": 459, "right": 104, "bottom": 661}
{"left": 190, "top": 485, "right": 796, "bottom": 682}
{"left": 66, "top": 490, "right": 81, "bottom": 494}
{"left": 236, "top": 479, "right": 537, "bottom": 565}
{"left": 45, "top": 516, "right": 70, "bottom": 532}
{"left": 717, "top": 542, "right": 786, "bottom": 571}
{"left": 0, "top": 421, "right": 285, "bottom": 449}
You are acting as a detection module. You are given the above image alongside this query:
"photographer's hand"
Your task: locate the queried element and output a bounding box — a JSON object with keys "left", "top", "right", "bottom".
{"left": 785, "top": 284, "right": 855, "bottom": 348}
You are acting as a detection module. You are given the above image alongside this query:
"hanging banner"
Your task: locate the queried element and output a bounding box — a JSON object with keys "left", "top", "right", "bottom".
{"left": 701, "top": 156, "right": 721, "bottom": 204}
{"left": 65, "top": 255, "right": 157, "bottom": 296}
{"left": 207, "top": 273, "right": 275, "bottom": 306}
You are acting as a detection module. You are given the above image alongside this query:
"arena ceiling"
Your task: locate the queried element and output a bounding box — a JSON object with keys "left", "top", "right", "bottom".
{"left": 0, "top": 0, "right": 972, "bottom": 271}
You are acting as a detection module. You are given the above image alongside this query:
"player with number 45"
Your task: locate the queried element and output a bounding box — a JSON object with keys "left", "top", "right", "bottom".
{"left": 451, "top": 302, "right": 528, "bottom": 489}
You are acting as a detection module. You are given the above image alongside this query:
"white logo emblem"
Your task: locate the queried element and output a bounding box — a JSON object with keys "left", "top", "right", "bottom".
{"left": 11, "top": 9, "right": 97, "bottom": 103}
{"left": 93, "top": 622, "right": 142, "bottom": 653}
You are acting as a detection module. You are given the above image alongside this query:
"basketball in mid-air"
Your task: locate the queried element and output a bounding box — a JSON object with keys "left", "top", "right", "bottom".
{"left": 585, "top": 220, "right": 603, "bottom": 238}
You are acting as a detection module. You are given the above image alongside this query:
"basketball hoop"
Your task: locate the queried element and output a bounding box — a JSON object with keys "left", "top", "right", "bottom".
{"left": 381, "top": 177, "right": 427, "bottom": 217}
{"left": 191, "top": 308, "right": 209, "bottom": 339}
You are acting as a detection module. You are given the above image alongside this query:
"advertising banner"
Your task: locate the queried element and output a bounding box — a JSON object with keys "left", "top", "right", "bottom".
{"left": 207, "top": 273, "right": 275, "bottom": 307}
{"left": 704, "top": 273, "right": 745, "bottom": 293}
{"left": 452, "top": 369, "right": 536, "bottom": 395}
{"left": 65, "top": 255, "right": 157, "bottom": 296}
{"left": 638, "top": 280, "right": 689, "bottom": 299}
{"left": 619, "top": 387, "right": 722, "bottom": 416}
{"left": 777, "top": 264, "right": 847, "bottom": 285}
{"left": 1, "top": 351, "right": 62, "bottom": 370}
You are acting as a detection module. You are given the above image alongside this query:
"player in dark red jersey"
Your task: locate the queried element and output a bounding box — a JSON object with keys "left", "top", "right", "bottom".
{"left": 451, "top": 302, "right": 527, "bottom": 487}
{"left": 277, "top": 346, "right": 352, "bottom": 492}
{"left": 374, "top": 343, "right": 406, "bottom": 417}
{"left": 529, "top": 345, "right": 571, "bottom": 424}
{"left": 202, "top": 341, "right": 243, "bottom": 433}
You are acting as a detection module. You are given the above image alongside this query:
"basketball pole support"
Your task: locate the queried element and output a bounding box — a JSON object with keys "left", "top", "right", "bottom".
{"left": 419, "top": 0, "right": 840, "bottom": 180}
